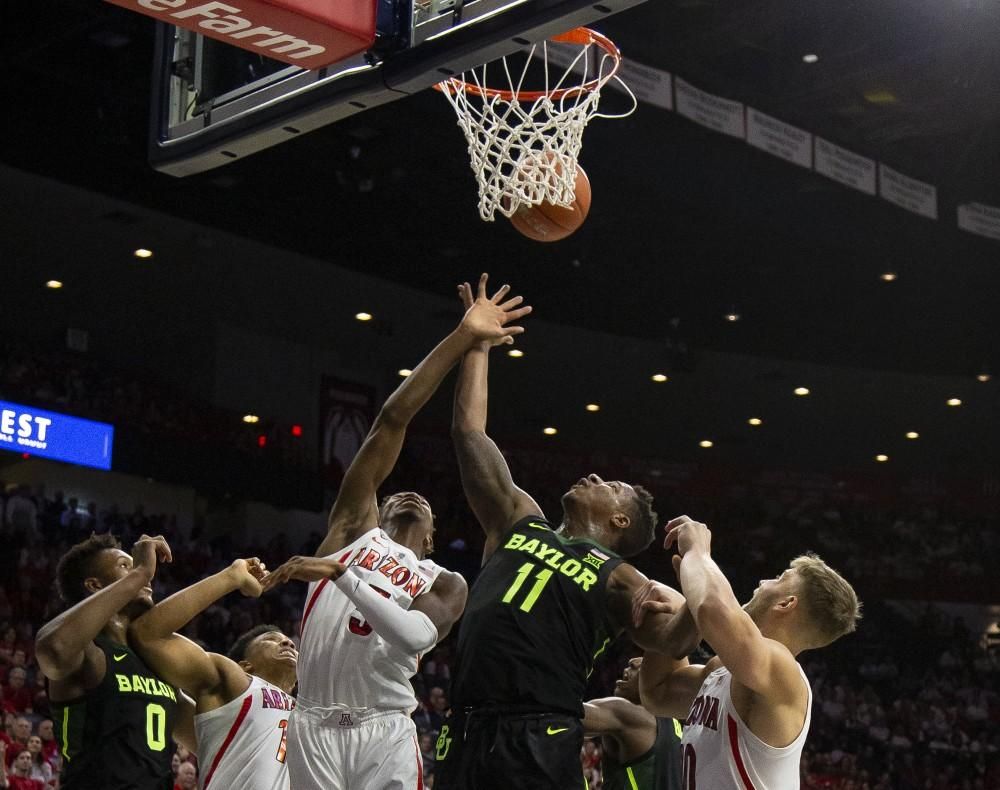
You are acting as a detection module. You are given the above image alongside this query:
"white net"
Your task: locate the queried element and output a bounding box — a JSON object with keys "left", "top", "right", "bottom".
{"left": 437, "top": 30, "right": 635, "bottom": 221}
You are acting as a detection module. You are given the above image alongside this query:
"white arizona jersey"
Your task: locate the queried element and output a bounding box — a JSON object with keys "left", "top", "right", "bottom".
{"left": 195, "top": 674, "right": 295, "bottom": 790}
{"left": 297, "top": 527, "right": 443, "bottom": 712}
{"left": 680, "top": 664, "right": 811, "bottom": 790}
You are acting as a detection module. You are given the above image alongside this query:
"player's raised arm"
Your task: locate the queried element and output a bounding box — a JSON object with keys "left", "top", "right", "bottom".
{"left": 128, "top": 560, "right": 268, "bottom": 704}
{"left": 639, "top": 654, "right": 720, "bottom": 720}
{"left": 664, "top": 516, "right": 804, "bottom": 704}
{"left": 451, "top": 278, "right": 542, "bottom": 558}
{"left": 317, "top": 273, "right": 531, "bottom": 558}
{"left": 36, "top": 535, "right": 170, "bottom": 682}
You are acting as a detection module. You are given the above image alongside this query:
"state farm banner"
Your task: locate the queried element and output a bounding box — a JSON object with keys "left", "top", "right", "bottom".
{"left": 103, "top": 0, "right": 377, "bottom": 70}
{"left": 746, "top": 108, "right": 812, "bottom": 169}
{"left": 674, "top": 78, "right": 745, "bottom": 139}
{"left": 0, "top": 400, "right": 114, "bottom": 471}
{"left": 814, "top": 138, "right": 876, "bottom": 195}
{"left": 320, "top": 376, "right": 375, "bottom": 498}
{"left": 957, "top": 202, "right": 1000, "bottom": 241}
{"left": 879, "top": 164, "right": 938, "bottom": 220}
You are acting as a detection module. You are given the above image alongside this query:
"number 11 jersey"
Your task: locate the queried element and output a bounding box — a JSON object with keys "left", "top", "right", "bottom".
{"left": 450, "top": 516, "right": 623, "bottom": 716}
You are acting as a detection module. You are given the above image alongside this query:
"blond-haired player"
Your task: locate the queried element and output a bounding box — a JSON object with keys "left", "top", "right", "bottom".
{"left": 639, "top": 516, "right": 861, "bottom": 790}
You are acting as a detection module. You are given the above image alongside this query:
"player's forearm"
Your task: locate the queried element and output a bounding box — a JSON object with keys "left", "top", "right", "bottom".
{"left": 678, "top": 551, "right": 741, "bottom": 632}
{"left": 380, "top": 327, "right": 476, "bottom": 429}
{"left": 642, "top": 603, "right": 700, "bottom": 659}
{"left": 451, "top": 345, "right": 490, "bottom": 433}
{"left": 130, "top": 567, "right": 241, "bottom": 641}
{"left": 36, "top": 569, "right": 151, "bottom": 672}
{"left": 334, "top": 571, "right": 438, "bottom": 653}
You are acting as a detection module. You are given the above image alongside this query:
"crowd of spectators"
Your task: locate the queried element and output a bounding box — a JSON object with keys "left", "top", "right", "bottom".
{"left": 1, "top": 465, "right": 998, "bottom": 788}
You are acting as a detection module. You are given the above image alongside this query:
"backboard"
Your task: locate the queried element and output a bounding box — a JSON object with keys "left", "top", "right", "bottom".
{"left": 149, "top": 0, "right": 649, "bottom": 176}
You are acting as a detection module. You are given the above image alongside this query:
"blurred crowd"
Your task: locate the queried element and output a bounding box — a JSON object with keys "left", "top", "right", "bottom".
{"left": 1, "top": 462, "right": 998, "bottom": 787}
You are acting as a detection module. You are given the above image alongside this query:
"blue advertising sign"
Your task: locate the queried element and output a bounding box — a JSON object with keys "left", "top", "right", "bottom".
{"left": 0, "top": 400, "right": 114, "bottom": 471}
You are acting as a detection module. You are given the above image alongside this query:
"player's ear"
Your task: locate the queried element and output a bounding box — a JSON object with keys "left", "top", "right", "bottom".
{"left": 777, "top": 595, "right": 797, "bottom": 612}
{"left": 610, "top": 512, "right": 631, "bottom": 530}
{"left": 238, "top": 659, "right": 253, "bottom": 674}
{"left": 84, "top": 576, "right": 104, "bottom": 595}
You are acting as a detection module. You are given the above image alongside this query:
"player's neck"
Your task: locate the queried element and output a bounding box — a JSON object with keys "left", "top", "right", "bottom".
{"left": 383, "top": 524, "right": 426, "bottom": 559}
{"left": 100, "top": 614, "right": 131, "bottom": 646}
{"left": 758, "top": 620, "right": 805, "bottom": 657}
{"left": 559, "top": 517, "right": 614, "bottom": 550}
{"left": 257, "top": 669, "right": 296, "bottom": 694}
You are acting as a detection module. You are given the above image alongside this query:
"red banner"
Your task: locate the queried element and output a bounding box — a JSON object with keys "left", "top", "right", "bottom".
{"left": 105, "top": 0, "right": 377, "bottom": 70}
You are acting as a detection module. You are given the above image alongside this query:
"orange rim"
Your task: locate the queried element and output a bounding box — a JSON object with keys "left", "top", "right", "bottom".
{"left": 434, "top": 27, "right": 621, "bottom": 102}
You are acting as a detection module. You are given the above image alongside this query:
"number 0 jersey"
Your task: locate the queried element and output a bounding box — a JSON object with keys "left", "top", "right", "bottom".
{"left": 450, "top": 516, "right": 623, "bottom": 716}
{"left": 52, "top": 636, "right": 179, "bottom": 790}
{"left": 195, "top": 675, "right": 294, "bottom": 790}
{"left": 297, "top": 527, "right": 443, "bottom": 712}
{"left": 680, "top": 665, "right": 811, "bottom": 789}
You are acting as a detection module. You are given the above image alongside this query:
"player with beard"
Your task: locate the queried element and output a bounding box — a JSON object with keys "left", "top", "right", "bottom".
{"left": 583, "top": 656, "right": 683, "bottom": 790}
{"left": 263, "top": 275, "right": 531, "bottom": 789}
{"left": 36, "top": 534, "right": 193, "bottom": 790}
{"left": 639, "top": 516, "right": 861, "bottom": 789}
{"left": 128, "top": 558, "right": 297, "bottom": 790}
{"left": 437, "top": 278, "right": 701, "bottom": 790}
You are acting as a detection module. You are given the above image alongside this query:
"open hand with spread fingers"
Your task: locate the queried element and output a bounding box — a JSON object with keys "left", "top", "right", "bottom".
{"left": 262, "top": 556, "right": 349, "bottom": 592}
{"left": 457, "top": 273, "right": 531, "bottom": 347}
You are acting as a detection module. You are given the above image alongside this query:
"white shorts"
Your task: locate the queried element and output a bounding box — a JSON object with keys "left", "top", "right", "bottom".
{"left": 287, "top": 705, "right": 423, "bottom": 790}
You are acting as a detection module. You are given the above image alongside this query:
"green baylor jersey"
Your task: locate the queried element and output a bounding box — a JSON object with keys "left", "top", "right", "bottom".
{"left": 602, "top": 718, "right": 684, "bottom": 790}
{"left": 450, "top": 516, "right": 623, "bottom": 716}
{"left": 51, "top": 635, "right": 179, "bottom": 790}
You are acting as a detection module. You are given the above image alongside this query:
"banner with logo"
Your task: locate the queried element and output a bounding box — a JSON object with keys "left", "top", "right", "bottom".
{"left": 0, "top": 400, "right": 114, "bottom": 470}
{"left": 320, "top": 376, "right": 375, "bottom": 500}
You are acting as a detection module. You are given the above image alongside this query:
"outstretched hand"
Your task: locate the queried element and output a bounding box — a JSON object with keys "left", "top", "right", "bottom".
{"left": 457, "top": 273, "right": 531, "bottom": 347}
{"left": 261, "top": 556, "right": 349, "bottom": 592}
{"left": 132, "top": 534, "right": 173, "bottom": 583}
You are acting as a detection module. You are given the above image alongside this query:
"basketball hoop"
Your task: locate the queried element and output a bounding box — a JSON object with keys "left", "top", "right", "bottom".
{"left": 435, "top": 28, "right": 636, "bottom": 221}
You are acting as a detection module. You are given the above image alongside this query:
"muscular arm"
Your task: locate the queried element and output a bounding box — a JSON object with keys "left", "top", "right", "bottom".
{"left": 676, "top": 550, "right": 802, "bottom": 701}
{"left": 605, "top": 564, "right": 701, "bottom": 659}
{"left": 583, "top": 697, "right": 656, "bottom": 761}
{"left": 128, "top": 563, "right": 257, "bottom": 708}
{"left": 36, "top": 570, "right": 151, "bottom": 681}
{"left": 451, "top": 345, "right": 542, "bottom": 559}
{"left": 36, "top": 536, "right": 170, "bottom": 683}
{"left": 639, "top": 655, "right": 720, "bottom": 719}
{"left": 317, "top": 327, "right": 478, "bottom": 557}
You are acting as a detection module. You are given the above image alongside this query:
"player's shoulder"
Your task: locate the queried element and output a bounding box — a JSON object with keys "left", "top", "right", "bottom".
{"left": 426, "top": 567, "right": 468, "bottom": 600}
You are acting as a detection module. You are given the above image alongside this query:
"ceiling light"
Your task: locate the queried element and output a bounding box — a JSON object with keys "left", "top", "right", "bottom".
{"left": 875, "top": 454, "right": 889, "bottom": 462}
{"left": 794, "top": 387, "right": 810, "bottom": 396}
{"left": 747, "top": 417, "right": 763, "bottom": 426}
{"left": 864, "top": 90, "right": 898, "bottom": 105}
{"left": 355, "top": 312, "right": 373, "bottom": 322}
{"left": 507, "top": 349, "right": 524, "bottom": 358}
{"left": 585, "top": 403, "right": 600, "bottom": 412}
{"left": 543, "top": 427, "right": 558, "bottom": 436}
{"left": 879, "top": 271, "right": 898, "bottom": 282}
{"left": 905, "top": 431, "right": 919, "bottom": 439}
{"left": 398, "top": 369, "right": 412, "bottom": 377}
{"left": 947, "top": 398, "right": 962, "bottom": 407}
{"left": 133, "top": 248, "right": 153, "bottom": 259}
{"left": 651, "top": 373, "right": 668, "bottom": 383}
{"left": 802, "top": 53, "right": 819, "bottom": 64}
{"left": 976, "top": 373, "right": 991, "bottom": 383}
{"left": 46, "top": 280, "right": 63, "bottom": 289}
{"left": 724, "top": 312, "right": 741, "bottom": 322}
{"left": 699, "top": 439, "right": 714, "bottom": 448}
{"left": 242, "top": 414, "right": 260, "bottom": 424}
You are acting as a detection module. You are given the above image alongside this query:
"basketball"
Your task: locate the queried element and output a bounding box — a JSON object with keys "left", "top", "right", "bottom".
{"left": 509, "top": 164, "right": 592, "bottom": 242}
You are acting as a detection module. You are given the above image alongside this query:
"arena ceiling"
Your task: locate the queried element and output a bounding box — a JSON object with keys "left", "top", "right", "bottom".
{"left": 3, "top": 0, "right": 1000, "bottom": 385}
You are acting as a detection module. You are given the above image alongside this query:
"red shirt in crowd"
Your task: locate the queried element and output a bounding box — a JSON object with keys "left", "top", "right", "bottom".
{"left": 7, "top": 777, "right": 45, "bottom": 790}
